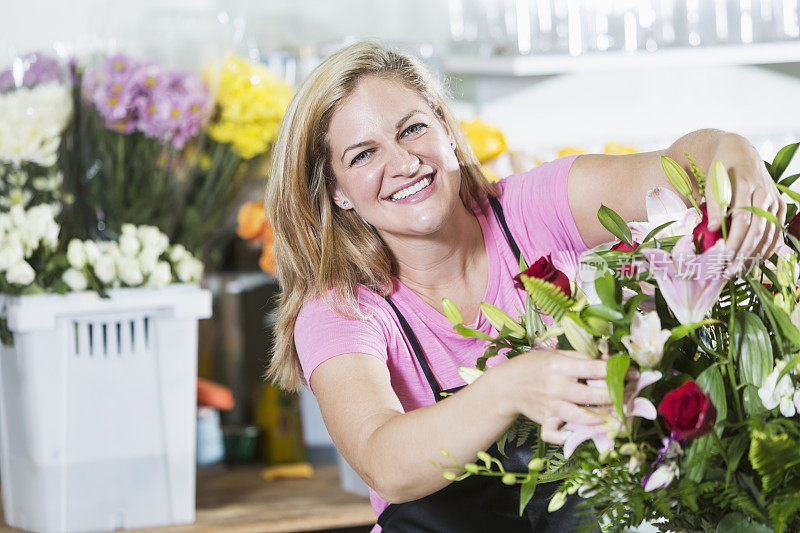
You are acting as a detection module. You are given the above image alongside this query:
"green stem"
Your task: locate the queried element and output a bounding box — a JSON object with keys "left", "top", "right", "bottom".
{"left": 726, "top": 280, "right": 744, "bottom": 422}
{"left": 710, "top": 428, "right": 729, "bottom": 466}
{"left": 720, "top": 204, "right": 728, "bottom": 240}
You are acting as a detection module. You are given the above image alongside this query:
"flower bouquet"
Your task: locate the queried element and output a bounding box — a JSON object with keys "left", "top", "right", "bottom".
{"left": 0, "top": 52, "right": 73, "bottom": 211}
{"left": 72, "top": 53, "right": 213, "bottom": 239}
{"left": 170, "top": 54, "right": 291, "bottom": 268}
{"left": 443, "top": 143, "right": 800, "bottom": 532}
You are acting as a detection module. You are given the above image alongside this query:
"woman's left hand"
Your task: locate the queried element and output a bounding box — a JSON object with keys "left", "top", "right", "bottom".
{"left": 704, "top": 134, "right": 787, "bottom": 269}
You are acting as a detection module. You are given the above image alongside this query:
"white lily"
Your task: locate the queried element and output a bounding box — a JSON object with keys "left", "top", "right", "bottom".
{"left": 621, "top": 311, "right": 671, "bottom": 368}
{"left": 643, "top": 463, "right": 679, "bottom": 492}
{"left": 758, "top": 361, "right": 798, "bottom": 417}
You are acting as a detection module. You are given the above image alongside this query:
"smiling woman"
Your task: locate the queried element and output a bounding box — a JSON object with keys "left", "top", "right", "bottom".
{"left": 262, "top": 41, "right": 783, "bottom": 533}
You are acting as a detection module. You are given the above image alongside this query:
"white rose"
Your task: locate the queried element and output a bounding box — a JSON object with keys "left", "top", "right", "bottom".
{"left": 176, "top": 256, "right": 204, "bottom": 283}
{"left": 97, "top": 241, "right": 121, "bottom": 261}
{"left": 67, "top": 239, "right": 87, "bottom": 269}
{"left": 119, "top": 232, "right": 140, "bottom": 257}
{"left": 117, "top": 257, "right": 144, "bottom": 286}
{"left": 169, "top": 244, "right": 189, "bottom": 263}
{"left": 121, "top": 223, "right": 137, "bottom": 235}
{"left": 25, "top": 204, "right": 57, "bottom": 242}
{"left": 6, "top": 260, "right": 35, "bottom": 286}
{"left": 146, "top": 261, "right": 172, "bottom": 288}
{"left": 0, "top": 238, "right": 24, "bottom": 272}
{"left": 62, "top": 268, "right": 88, "bottom": 291}
{"left": 137, "top": 226, "right": 169, "bottom": 255}
{"left": 138, "top": 248, "right": 160, "bottom": 275}
{"left": 93, "top": 255, "right": 116, "bottom": 284}
{"left": 83, "top": 241, "right": 101, "bottom": 265}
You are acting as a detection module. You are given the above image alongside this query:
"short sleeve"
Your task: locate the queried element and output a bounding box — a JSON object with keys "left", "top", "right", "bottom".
{"left": 498, "top": 154, "right": 588, "bottom": 256}
{"left": 294, "top": 296, "right": 389, "bottom": 386}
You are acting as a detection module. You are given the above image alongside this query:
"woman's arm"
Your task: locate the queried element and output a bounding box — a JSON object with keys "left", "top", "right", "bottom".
{"left": 311, "top": 350, "right": 611, "bottom": 503}
{"left": 567, "top": 129, "right": 785, "bottom": 260}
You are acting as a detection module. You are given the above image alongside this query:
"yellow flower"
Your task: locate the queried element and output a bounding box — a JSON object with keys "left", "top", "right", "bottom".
{"left": 604, "top": 141, "right": 639, "bottom": 155}
{"left": 557, "top": 146, "right": 586, "bottom": 157}
{"left": 206, "top": 55, "right": 293, "bottom": 159}
{"left": 460, "top": 118, "right": 507, "bottom": 163}
{"left": 481, "top": 164, "right": 500, "bottom": 183}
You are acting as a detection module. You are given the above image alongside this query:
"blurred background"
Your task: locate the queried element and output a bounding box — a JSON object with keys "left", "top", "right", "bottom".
{"left": 1, "top": 1, "right": 799, "bottom": 532}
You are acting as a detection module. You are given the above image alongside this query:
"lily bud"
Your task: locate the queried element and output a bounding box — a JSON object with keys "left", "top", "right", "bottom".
{"left": 710, "top": 160, "right": 732, "bottom": 211}
{"left": 562, "top": 316, "right": 599, "bottom": 358}
{"left": 442, "top": 298, "right": 463, "bottom": 326}
{"left": 464, "top": 463, "right": 479, "bottom": 474}
{"left": 619, "top": 442, "right": 638, "bottom": 456}
{"left": 661, "top": 156, "right": 694, "bottom": 198}
{"left": 548, "top": 491, "right": 568, "bottom": 512}
{"left": 458, "top": 366, "right": 484, "bottom": 385}
{"left": 502, "top": 473, "right": 517, "bottom": 485}
{"left": 528, "top": 457, "right": 545, "bottom": 471}
{"left": 776, "top": 253, "right": 800, "bottom": 287}
{"left": 480, "top": 302, "right": 526, "bottom": 339}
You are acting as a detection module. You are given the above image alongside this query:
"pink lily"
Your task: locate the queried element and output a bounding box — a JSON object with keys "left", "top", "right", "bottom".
{"left": 563, "top": 370, "right": 661, "bottom": 458}
{"left": 640, "top": 233, "right": 732, "bottom": 325}
{"left": 628, "top": 187, "right": 700, "bottom": 242}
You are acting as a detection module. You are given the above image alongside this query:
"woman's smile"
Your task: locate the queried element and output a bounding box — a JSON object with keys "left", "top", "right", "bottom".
{"left": 385, "top": 171, "right": 436, "bottom": 203}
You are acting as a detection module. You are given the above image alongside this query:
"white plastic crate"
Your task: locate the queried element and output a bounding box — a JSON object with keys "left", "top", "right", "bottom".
{"left": 0, "top": 283, "right": 211, "bottom": 533}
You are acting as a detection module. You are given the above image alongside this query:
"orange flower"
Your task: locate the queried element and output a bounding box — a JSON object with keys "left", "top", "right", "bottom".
{"left": 259, "top": 241, "right": 276, "bottom": 275}
{"left": 237, "top": 201, "right": 268, "bottom": 242}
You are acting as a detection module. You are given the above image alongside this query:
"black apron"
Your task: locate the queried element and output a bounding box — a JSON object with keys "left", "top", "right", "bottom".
{"left": 376, "top": 197, "right": 593, "bottom": 532}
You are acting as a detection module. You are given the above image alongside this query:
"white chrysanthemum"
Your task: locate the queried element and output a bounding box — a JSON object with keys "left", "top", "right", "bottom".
{"left": 146, "top": 261, "right": 172, "bottom": 288}
{"left": 83, "top": 241, "right": 100, "bottom": 266}
{"left": 0, "top": 82, "right": 73, "bottom": 166}
{"left": 119, "top": 232, "right": 140, "bottom": 257}
{"left": 6, "top": 260, "right": 35, "bottom": 286}
{"left": 0, "top": 212, "right": 11, "bottom": 233}
{"left": 93, "top": 255, "right": 116, "bottom": 284}
{"left": 67, "top": 239, "right": 86, "bottom": 269}
{"left": 176, "top": 256, "right": 203, "bottom": 283}
{"left": 169, "top": 244, "right": 189, "bottom": 263}
{"left": 0, "top": 237, "right": 24, "bottom": 272}
{"left": 24, "top": 203, "right": 59, "bottom": 249}
{"left": 138, "top": 248, "right": 160, "bottom": 276}
{"left": 62, "top": 268, "right": 88, "bottom": 291}
{"left": 137, "top": 226, "right": 169, "bottom": 255}
{"left": 117, "top": 257, "right": 144, "bottom": 286}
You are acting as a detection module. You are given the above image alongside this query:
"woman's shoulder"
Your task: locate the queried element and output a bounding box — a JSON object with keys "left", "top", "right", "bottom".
{"left": 495, "top": 154, "right": 581, "bottom": 198}
{"left": 296, "top": 284, "right": 392, "bottom": 328}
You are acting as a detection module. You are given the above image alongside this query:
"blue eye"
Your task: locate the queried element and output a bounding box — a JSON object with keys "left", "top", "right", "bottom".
{"left": 402, "top": 123, "right": 427, "bottom": 137}
{"left": 350, "top": 149, "right": 373, "bottom": 166}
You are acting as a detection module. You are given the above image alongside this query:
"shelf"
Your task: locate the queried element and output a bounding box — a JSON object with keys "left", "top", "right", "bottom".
{"left": 442, "top": 41, "right": 800, "bottom": 76}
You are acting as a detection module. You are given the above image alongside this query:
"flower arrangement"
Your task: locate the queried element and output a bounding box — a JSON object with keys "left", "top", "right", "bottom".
{"left": 71, "top": 53, "right": 213, "bottom": 238}
{"left": 170, "top": 54, "right": 291, "bottom": 268}
{"left": 442, "top": 142, "right": 800, "bottom": 532}
{"left": 0, "top": 53, "right": 73, "bottom": 210}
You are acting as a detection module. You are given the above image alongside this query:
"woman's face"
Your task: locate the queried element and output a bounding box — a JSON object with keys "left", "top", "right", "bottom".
{"left": 326, "top": 76, "right": 462, "bottom": 239}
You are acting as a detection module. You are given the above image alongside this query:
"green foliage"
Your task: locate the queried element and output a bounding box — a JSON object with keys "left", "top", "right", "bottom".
{"left": 685, "top": 152, "right": 707, "bottom": 191}
{"left": 606, "top": 354, "right": 630, "bottom": 423}
{"left": 749, "top": 430, "right": 800, "bottom": 494}
{"left": 769, "top": 142, "right": 799, "bottom": 181}
{"left": 520, "top": 275, "right": 572, "bottom": 322}
{"left": 597, "top": 204, "right": 633, "bottom": 247}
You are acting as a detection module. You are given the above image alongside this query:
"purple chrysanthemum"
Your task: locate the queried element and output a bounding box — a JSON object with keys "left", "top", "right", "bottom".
{"left": 82, "top": 54, "right": 212, "bottom": 149}
{"left": 0, "top": 52, "right": 65, "bottom": 93}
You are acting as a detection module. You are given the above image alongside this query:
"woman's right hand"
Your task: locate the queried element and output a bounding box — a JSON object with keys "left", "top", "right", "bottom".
{"left": 487, "top": 349, "right": 617, "bottom": 444}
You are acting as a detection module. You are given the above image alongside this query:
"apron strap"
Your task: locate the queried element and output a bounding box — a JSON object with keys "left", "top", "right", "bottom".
{"left": 487, "top": 195, "right": 526, "bottom": 267}
{"left": 384, "top": 295, "right": 444, "bottom": 402}
{"left": 383, "top": 194, "right": 524, "bottom": 403}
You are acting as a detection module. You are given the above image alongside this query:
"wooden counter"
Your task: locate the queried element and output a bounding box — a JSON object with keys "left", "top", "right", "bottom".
{"left": 0, "top": 464, "right": 376, "bottom": 533}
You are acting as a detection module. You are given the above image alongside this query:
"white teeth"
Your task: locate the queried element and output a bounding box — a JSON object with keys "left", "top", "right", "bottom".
{"left": 390, "top": 176, "right": 432, "bottom": 201}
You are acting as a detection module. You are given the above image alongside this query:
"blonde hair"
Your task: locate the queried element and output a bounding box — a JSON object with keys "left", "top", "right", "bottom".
{"left": 265, "top": 41, "right": 496, "bottom": 391}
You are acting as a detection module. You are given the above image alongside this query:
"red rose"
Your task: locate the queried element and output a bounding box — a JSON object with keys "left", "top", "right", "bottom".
{"left": 610, "top": 240, "right": 640, "bottom": 276}
{"left": 513, "top": 255, "right": 571, "bottom": 298}
{"left": 788, "top": 213, "right": 800, "bottom": 241}
{"left": 692, "top": 203, "right": 725, "bottom": 253}
{"left": 657, "top": 380, "right": 717, "bottom": 440}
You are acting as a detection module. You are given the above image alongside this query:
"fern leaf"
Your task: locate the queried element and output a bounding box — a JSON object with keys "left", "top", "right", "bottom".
{"left": 749, "top": 430, "right": 800, "bottom": 493}
{"left": 520, "top": 274, "right": 572, "bottom": 322}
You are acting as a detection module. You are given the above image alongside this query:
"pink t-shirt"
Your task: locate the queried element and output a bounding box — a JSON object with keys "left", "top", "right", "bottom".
{"left": 294, "top": 154, "right": 587, "bottom": 528}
